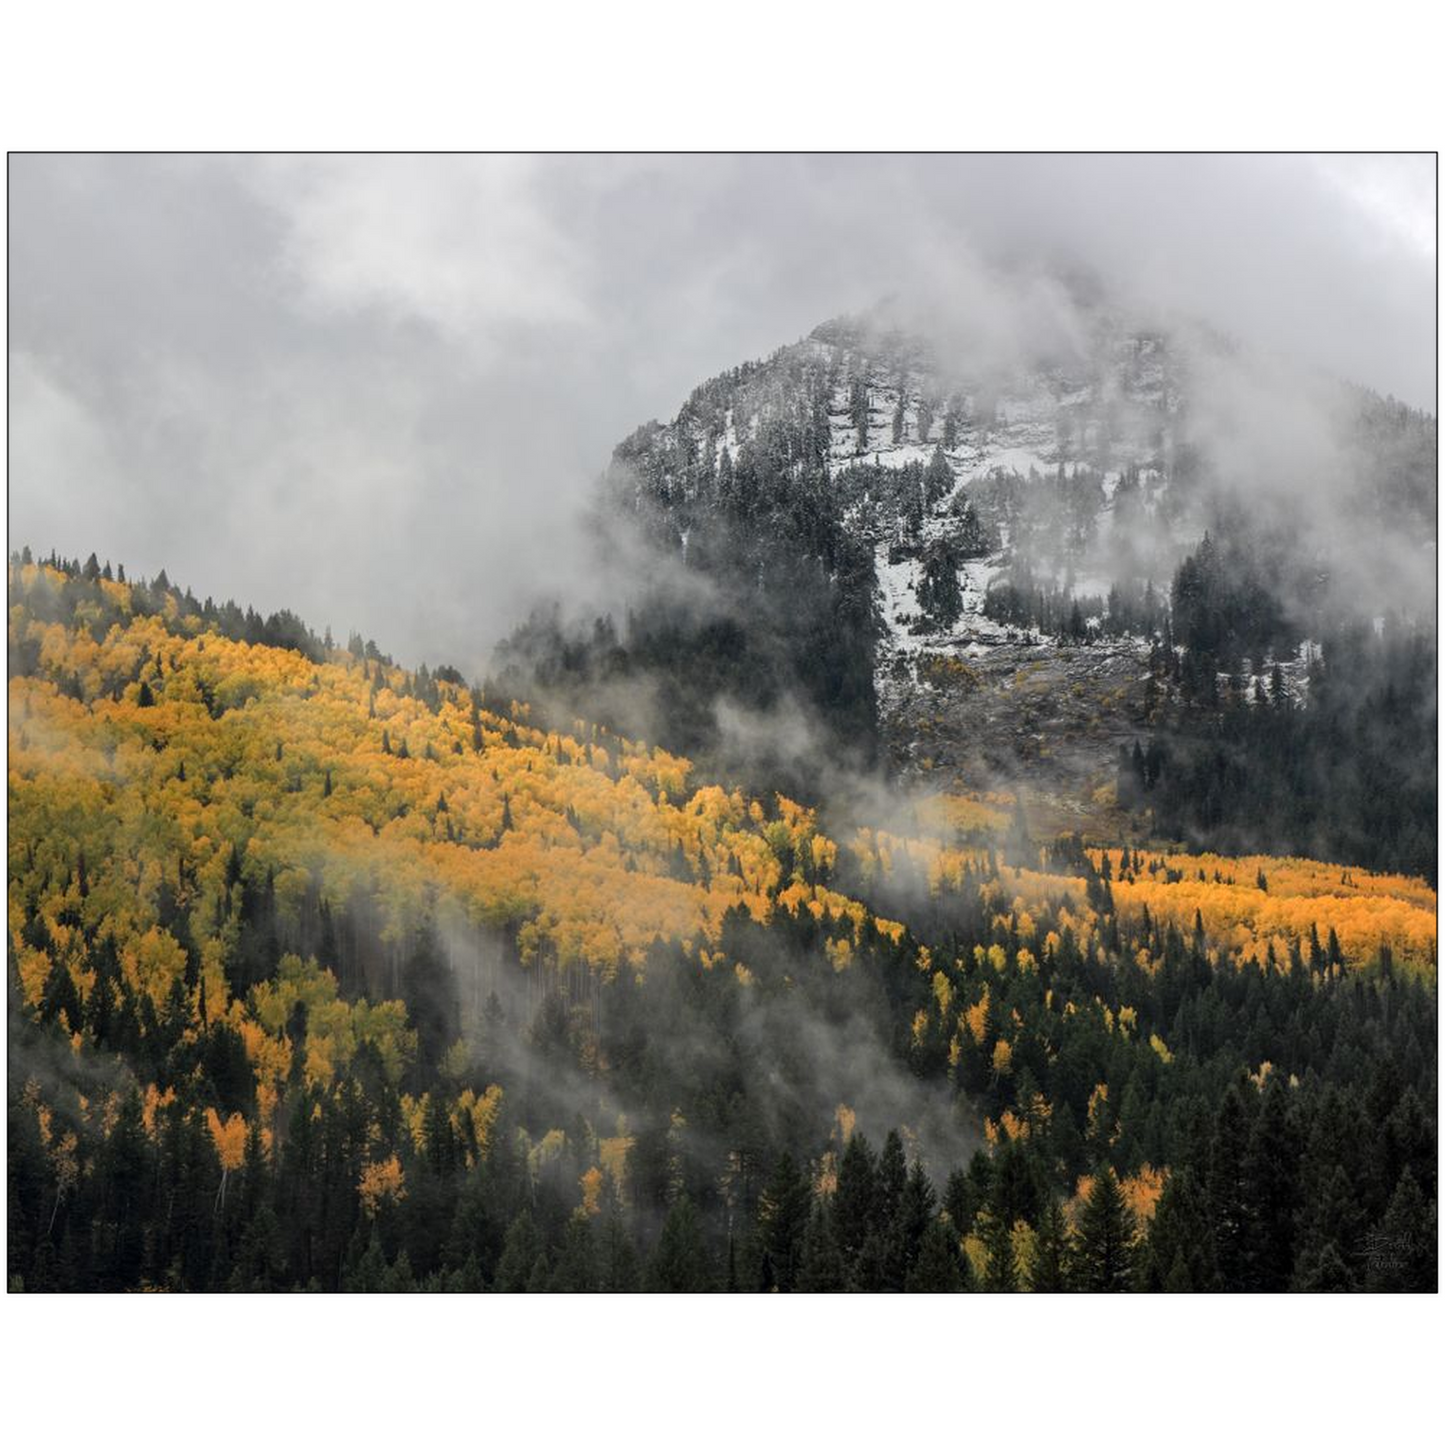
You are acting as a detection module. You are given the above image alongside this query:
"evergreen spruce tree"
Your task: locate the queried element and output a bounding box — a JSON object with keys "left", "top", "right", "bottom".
{"left": 942, "top": 1166, "right": 976, "bottom": 1239}
{"left": 905, "top": 1218, "right": 964, "bottom": 1292}
{"left": 833, "top": 1132, "right": 877, "bottom": 1280}
{"left": 1293, "top": 1241, "right": 1354, "bottom": 1292}
{"left": 796, "top": 1203, "right": 845, "bottom": 1292}
{"left": 344, "top": 1232, "right": 391, "bottom": 1292}
{"left": 756, "top": 1151, "right": 812, "bottom": 1292}
{"left": 551, "top": 1212, "right": 600, "bottom": 1292}
{"left": 1141, "top": 1165, "right": 1217, "bottom": 1290}
{"left": 646, "top": 1195, "right": 712, "bottom": 1292}
{"left": 494, "top": 1211, "right": 543, "bottom": 1292}
{"left": 917, "top": 539, "right": 964, "bottom": 629}
{"left": 1027, "top": 1196, "right": 1074, "bottom": 1292}
{"left": 597, "top": 1181, "right": 642, "bottom": 1292}
{"left": 1207, "top": 1083, "right": 1255, "bottom": 1289}
{"left": 1361, "top": 1169, "right": 1436, "bottom": 1293}
{"left": 981, "top": 1214, "right": 1019, "bottom": 1292}
{"left": 895, "top": 1161, "right": 936, "bottom": 1284}
{"left": 1243, "top": 1074, "right": 1301, "bottom": 1289}
{"left": 1074, "top": 1168, "right": 1137, "bottom": 1292}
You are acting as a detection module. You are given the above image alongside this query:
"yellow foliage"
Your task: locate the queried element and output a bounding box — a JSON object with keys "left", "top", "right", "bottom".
{"left": 454, "top": 1084, "right": 504, "bottom": 1158}
{"left": 15, "top": 947, "right": 52, "bottom": 1010}
{"left": 1120, "top": 1165, "right": 1168, "bottom": 1223}
{"left": 205, "top": 1108, "right": 247, "bottom": 1171}
{"left": 963, "top": 989, "right": 990, "bottom": 1046}
{"left": 142, "top": 1083, "right": 175, "bottom": 1137}
{"left": 9, "top": 575, "right": 918, "bottom": 1010}
{"left": 962, "top": 1233, "right": 990, "bottom": 1278}
{"left": 598, "top": 1135, "right": 632, "bottom": 1191}
{"left": 401, "top": 1094, "right": 428, "bottom": 1153}
{"left": 913, "top": 791, "right": 1011, "bottom": 837}
{"left": 932, "top": 970, "right": 954, "bottom": 1018}
{"left": 1095, "top": 846, "right": 1435, "bottom": 978}
{"left": 1011, "top": 1219, "right": 1037, "bottom": 1283}
{"left": 579, "top": 1165, "right": 604, "bottom": 1216}
{"left": 358, "top": 1155, "right": 407, "bottom": 1216}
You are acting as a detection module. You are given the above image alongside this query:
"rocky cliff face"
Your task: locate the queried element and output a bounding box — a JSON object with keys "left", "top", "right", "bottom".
{"left": 598, "top": 300, "right": 1433, "bottom": 824}
{"left": 602, "top": 306, "right": 1202, "bottom": 814}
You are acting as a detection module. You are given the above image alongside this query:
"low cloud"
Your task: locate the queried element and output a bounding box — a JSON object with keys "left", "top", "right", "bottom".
{"left": 8, "top": 154, "right": 1434, "bottom": 676}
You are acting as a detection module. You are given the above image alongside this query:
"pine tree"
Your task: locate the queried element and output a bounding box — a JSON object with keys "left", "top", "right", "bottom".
{"left": 344, "top": 1232, "right": 391, "bottom": 1291}
{"left": 1207, "top": 1083, "right": 1255, "bottom": 1289}
{"left": 1243, "top": 1074, "right": 1301, "bottom": 1289}
{"left": 1027, "top": 1196, "right": 1074, "bottom": 1291}
{"left": 551, "top": 1212, "right": 599, "bottom": 1292}
{"left": 917, "top": 539, "right": 963, "bottom": 629}
{"left": 1074, "top": 1167, "right": 1137, "bottom": 1291}
{"left": 924, "top": 444, "right": 953, "bottom": 506}
{"left": 646, "top": 1195, "right": 712, "bottom": 1292}
{"left": 494, "top": 1211, "right": 543, "bottom": 1292}
{"left": 1364, "top": 1170, "right": 1436, "bottom": 1292}
{"left": 981, "top": 1213, "right": 1018, "bottom": 1292}
{"left": 875, "top": 1131, "right": 908, "bottom": 1252}
{"left": 756, "top": 1151, "right": 812, "bottom": 1292}
{"left": 596, "top": 1176, "right": 641, "bottom": 1291}
{"left": 894, "top": 1161, "right": 936, "bottom": 1284}
{"left": 833, "top": 1132, "right": 877, "bottom": 1277}
{"left": 905, "top": 1218, "right": 964, "bottom": 1292}
{"left": 1141, "top": 1165, "right": 1217, "bottom": 1290}
{"left": 1292, "top": 1163, "right": 1365, "bottom": 1291}
{"left": 796, "top": 1203, "right": 845, "bottom": 1292}
{"left": 1294, "top": 1241, "right": 1355, "bottom": 1291}
{"left": 942, "top": 1166, "right": 977, "bottom": 1238}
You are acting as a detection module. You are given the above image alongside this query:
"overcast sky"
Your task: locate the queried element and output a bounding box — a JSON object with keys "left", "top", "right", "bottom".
{"left": 8, "top": 153, "right": 1435, "bottom": 672}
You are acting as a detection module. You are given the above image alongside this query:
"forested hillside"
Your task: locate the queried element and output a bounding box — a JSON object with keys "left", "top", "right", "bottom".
{"left": 508, "top": 309, "right": 1436, "bottom": 880}
{"left": 7, "top": 556, "right": 1437, "bottom": 1291}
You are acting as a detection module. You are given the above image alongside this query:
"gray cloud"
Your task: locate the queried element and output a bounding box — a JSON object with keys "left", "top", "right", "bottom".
{"left": 8, "top": 153, "right": 1434, "bottom": 673}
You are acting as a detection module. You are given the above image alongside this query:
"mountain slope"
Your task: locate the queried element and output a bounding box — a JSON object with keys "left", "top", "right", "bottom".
{"left": 585, "top": 301, "right": 1436, "bottom": 849}
{"left": 8, "top": 553, "right": 1438, "bottom": 1292}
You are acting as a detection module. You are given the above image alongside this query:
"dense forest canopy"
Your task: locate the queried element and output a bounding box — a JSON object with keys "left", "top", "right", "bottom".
{"left": 7, "top": 555, "right": 1437, "bottom": 1292}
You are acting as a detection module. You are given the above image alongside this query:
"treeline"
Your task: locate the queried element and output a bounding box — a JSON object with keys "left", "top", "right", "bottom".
{"left": 983, "top": 564, "right": 1169, "bottom": 641}
{"left": 1169, "top": 530, "right": 1301, "bottom": 667}
{"left": 7, "top": 546, "right": 393, "bottom": 671}
{"left": 1121, "top": 524, "right": 1438, "bottom": 880}
{"left": 1127, "top": 619, "right": 1437, "bottom": 881}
